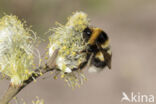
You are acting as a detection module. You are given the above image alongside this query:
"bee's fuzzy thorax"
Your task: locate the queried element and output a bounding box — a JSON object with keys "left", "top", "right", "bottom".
{"left": 88, "top": 28, "right": 102, "bottom": 45}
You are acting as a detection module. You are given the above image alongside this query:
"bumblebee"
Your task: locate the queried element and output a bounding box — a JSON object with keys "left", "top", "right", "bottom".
{"left": 78, "top": 27, "right": 112, "bottom": 72}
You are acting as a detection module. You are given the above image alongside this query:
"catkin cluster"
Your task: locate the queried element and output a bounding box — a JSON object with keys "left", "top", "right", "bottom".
{"left": 0, "top": 15, "right": 35, "bottom": 85}
{"left": 49, "top": 11, "right": 89, "bottom": 73}
{"left": 48, "top": 11, "right": 90, "bottom": 87}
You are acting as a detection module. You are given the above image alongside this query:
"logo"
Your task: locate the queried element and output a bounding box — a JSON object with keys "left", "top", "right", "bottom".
{"left": 121, "top": 92, "right": 154, "bottom": 103}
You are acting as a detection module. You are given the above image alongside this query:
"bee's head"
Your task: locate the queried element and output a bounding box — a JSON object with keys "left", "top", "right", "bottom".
{"left": 83, "top": 27, "right": 92, "bottom": 42}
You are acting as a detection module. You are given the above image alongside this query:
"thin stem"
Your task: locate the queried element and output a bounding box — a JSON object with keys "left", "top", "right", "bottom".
{"left": 0, "top": 50, "right": 59, "bottom": 104}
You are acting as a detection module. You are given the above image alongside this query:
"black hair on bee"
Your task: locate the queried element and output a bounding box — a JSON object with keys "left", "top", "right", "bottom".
{"left": 82, "top": 27, "right": 112, "bottom": 72}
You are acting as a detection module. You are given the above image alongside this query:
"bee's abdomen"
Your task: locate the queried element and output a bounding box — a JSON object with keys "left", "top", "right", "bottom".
{"left": 92, "top": 51, "right": 106, "bottom": 68}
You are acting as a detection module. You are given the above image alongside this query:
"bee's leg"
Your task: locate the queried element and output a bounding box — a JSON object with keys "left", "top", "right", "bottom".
{"left": 72, "top": 68, "right": 79, "bottom": 71}
{"left": 87, "top": 45, "right": 98, "bottom": 52}
{"left": 80, "top": 45, "right": 97, "bottom": 53}
{"left": 72, "top": 52, "right": 92, "bottom": 71}
{"left": 71, "top": 61, "right": 87, "bottom": 72}
{"left": 79, "top": 61, "right": 88, "bottom": 69}
{"left": 80, "top": 49, "right": 87, "bottom": 53}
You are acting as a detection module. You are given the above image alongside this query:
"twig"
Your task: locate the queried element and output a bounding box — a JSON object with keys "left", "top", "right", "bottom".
{"left": 0, "top": 50, "right": 59, "bottom": 104}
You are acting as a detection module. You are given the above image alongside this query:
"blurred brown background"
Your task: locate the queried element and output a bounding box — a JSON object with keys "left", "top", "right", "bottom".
{"left": 0, "top": 0, "right": 156, "bottom": 104}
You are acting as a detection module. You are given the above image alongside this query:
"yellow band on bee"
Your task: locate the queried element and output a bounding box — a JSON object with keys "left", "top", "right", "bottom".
{"left": 88, "top": 28, "right": 102, "bottom": 45}
{"left": 101, "top": 40, "right": 110, "bottom": 49}
{"left": 95, "top": 51, "right": 104, "bottom": 61}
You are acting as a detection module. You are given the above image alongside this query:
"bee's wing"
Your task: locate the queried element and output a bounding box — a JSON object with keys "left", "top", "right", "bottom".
{"left": 102, "top": 49, "right": 112, "bottom": 69}
{"left": 97, "top": 44, "right": 112, "bottom": 69}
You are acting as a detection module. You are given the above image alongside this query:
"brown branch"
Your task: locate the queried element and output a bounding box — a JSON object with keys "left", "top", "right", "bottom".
{"left": 0, "top": 49, "right": 59, "bottom": 104}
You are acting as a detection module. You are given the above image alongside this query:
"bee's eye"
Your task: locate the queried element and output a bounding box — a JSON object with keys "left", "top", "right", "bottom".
{"left": 86, "top": 31, "right": 91, "bottom": 35}
{"left": 83, "top": 27, "right": 92, "bottom": 41}
{"left": 84, "top": 28, "right": 92, "bottom": 36}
